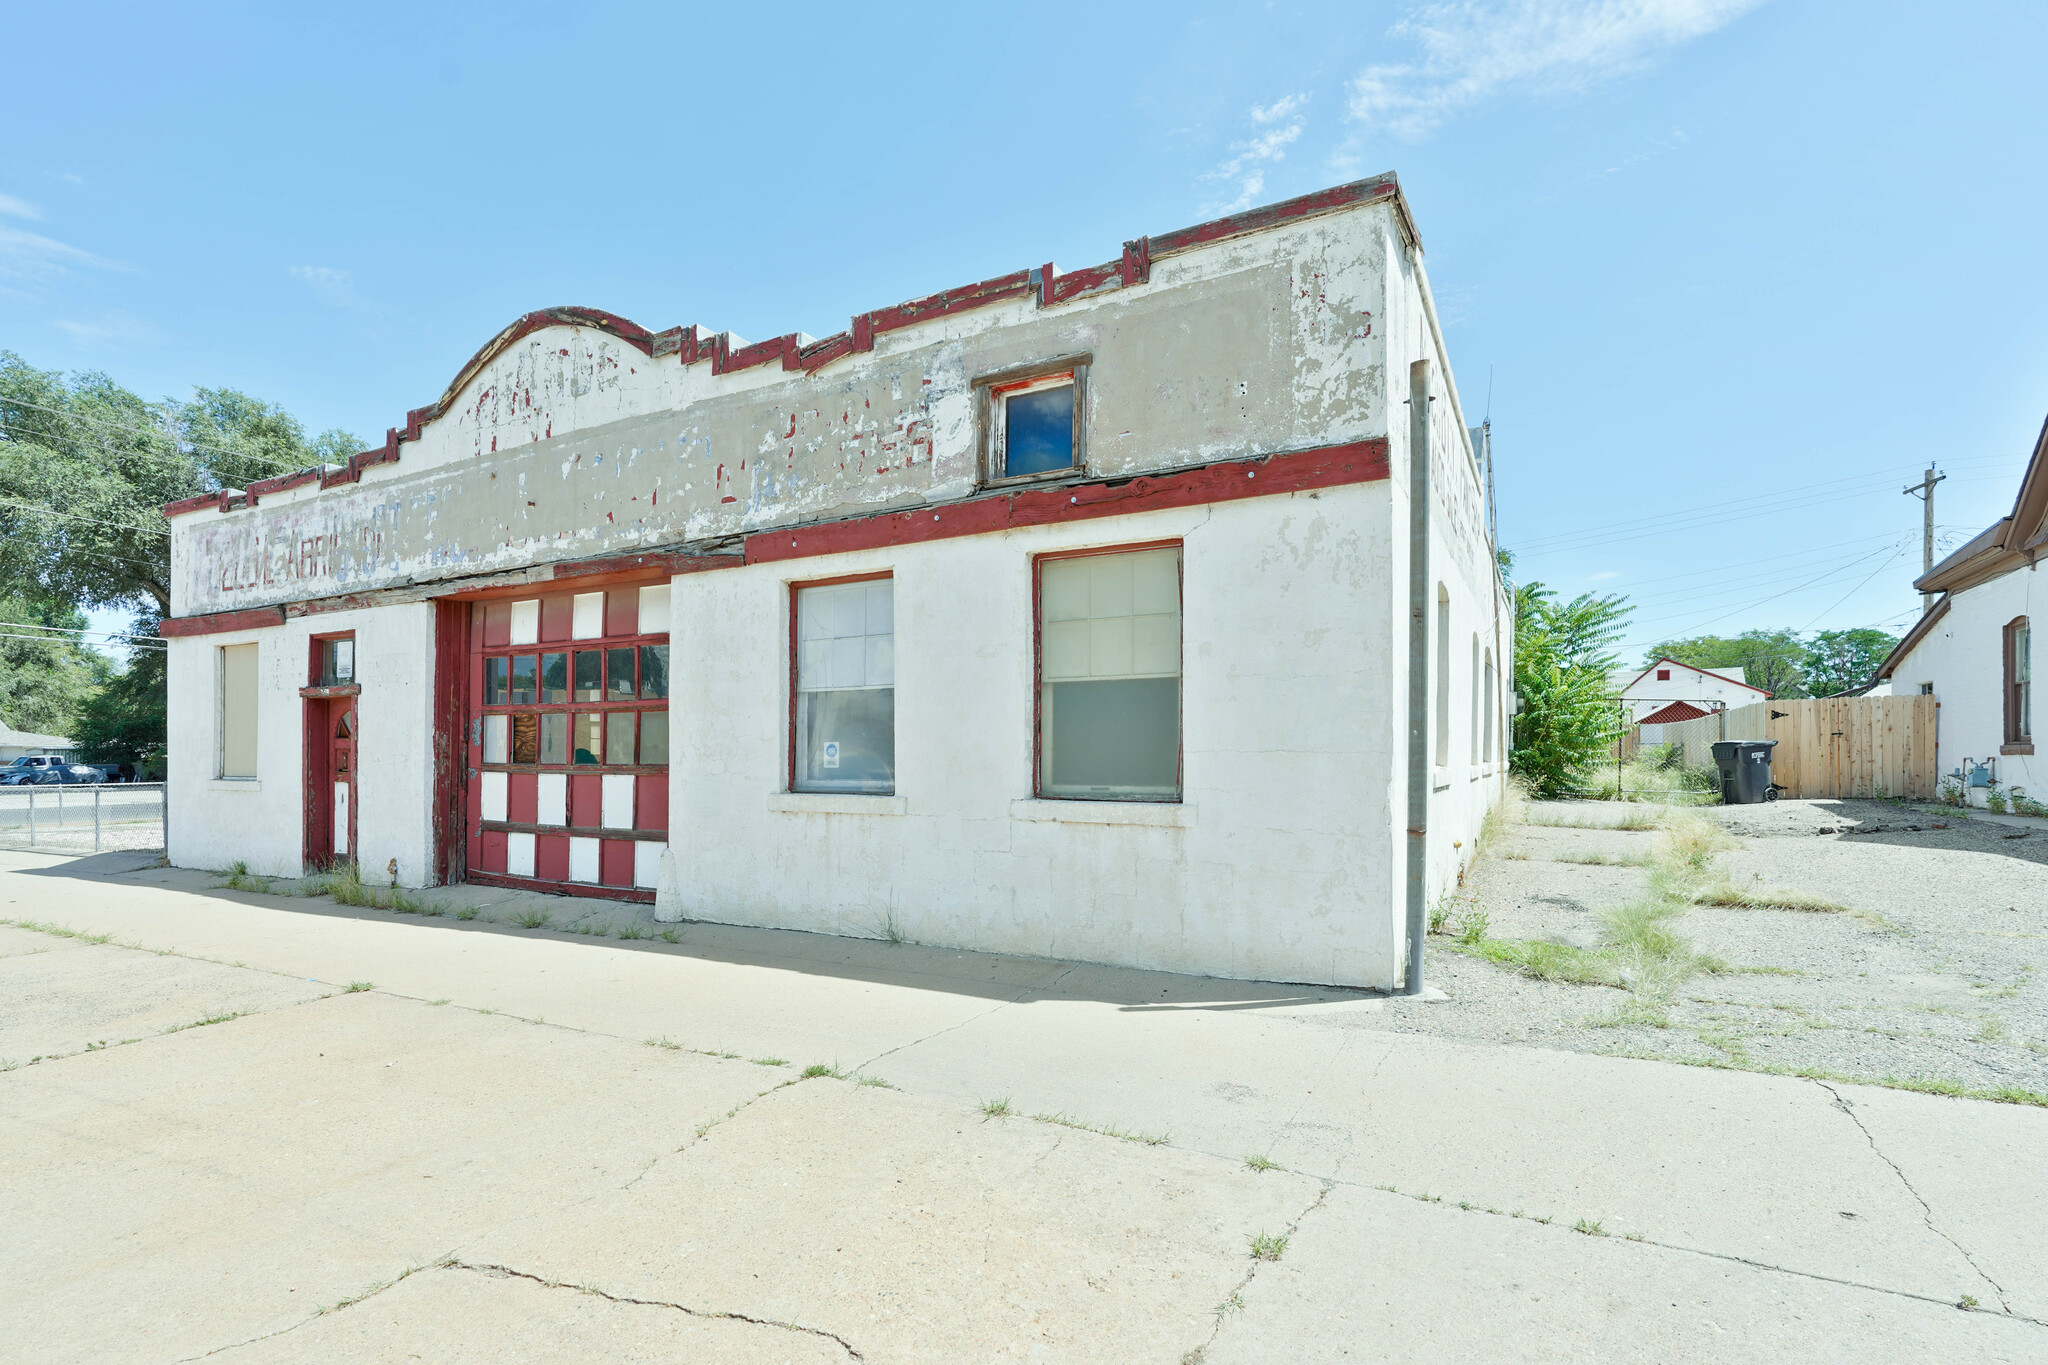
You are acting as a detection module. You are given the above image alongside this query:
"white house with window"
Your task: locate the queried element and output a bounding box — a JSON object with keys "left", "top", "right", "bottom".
{"left": 161, "top": 175, "right": 1509, "bottom": 992}
{"left": 1875, "top": 414, "right": 2044, "bottom": 803}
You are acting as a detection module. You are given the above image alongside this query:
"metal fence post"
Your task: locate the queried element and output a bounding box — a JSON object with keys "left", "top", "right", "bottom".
{"left": 27, "top": 787, "right": 34, "bottom": 847}
{"left": 94, "top": 785, "right": 102, "bottom": 852}
{"left": 160, "top": 781, "right": 168, "bottom": 854}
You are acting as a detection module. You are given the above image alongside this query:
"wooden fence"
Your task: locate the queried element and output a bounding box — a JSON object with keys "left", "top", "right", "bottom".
{"left": 1635, "top": 696, "right": 1939, "bottom": 800}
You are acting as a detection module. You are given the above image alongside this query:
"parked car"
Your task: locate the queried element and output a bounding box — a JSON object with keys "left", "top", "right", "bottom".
{"left": 0, "top": 759, "right": 103, "bottom": 786}
{"left": 1, "top": 756, "right": 69, "bottom": 785}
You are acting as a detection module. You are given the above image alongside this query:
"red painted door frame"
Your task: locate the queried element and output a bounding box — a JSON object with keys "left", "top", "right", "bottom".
{"left": 302, "top": 694, "right": 358, "bottom": 870}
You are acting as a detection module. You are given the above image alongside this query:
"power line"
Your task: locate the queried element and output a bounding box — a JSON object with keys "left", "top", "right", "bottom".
{"left": 0, "top": 630, "right": 164, "bottom": 651}
{"left": 0, "top": 496, "right": 171, "bottom": 538}
{"left": 0, "top": 619, "right": 161, "bottom": 643}
{"left": 1624, "top": 543, "right": 1907, "bottom": 640}
{"left": 0, "top": 395, "right": 330, "bottom": 474}
{"left": 1798, "top": 548, "right": 1909, "bottom": 630}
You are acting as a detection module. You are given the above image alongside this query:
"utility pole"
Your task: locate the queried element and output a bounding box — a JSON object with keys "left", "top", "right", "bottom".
{"left": 1903, "top": 465, "right": 1946, "bottom": 613}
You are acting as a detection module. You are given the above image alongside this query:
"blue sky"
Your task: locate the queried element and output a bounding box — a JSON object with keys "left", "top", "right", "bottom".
{"left": 5, "top": 0, "right": 2045, "bottom": 659}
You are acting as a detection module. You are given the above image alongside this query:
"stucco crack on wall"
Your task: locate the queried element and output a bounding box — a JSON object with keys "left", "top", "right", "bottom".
{"left": 443, "top": 1261, "right": 866, "bottom": 1360}
{"left": 1810, "top": 1078, "right": 2013, "bottom": 1314}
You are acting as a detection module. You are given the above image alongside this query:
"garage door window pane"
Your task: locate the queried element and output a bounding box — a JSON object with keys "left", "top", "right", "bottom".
{"left": 794, "top": 579, "right": 894, "bottom": 794}
{"left": 1039, "top": 548, "right": 1180, "bottom": 800}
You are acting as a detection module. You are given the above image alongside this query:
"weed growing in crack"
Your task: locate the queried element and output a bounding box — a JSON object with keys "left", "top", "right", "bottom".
{"left": 345, "top": 981, "right": 374, "bottom": 993}
{"left": 513, "top": 910, "right": 551, "bottom": 930}
{"left": 428, "top": 998, "right": 451, "bottom": 1006}
{"left": 3, "top": 918, "right": 112, "bottom": 944}
{"left": 750, "top": 1057, "right": 789, "bottom": 1068}
{"left": 1959, "top": 1294, "right": 1980, "bottom": 1310}
{"left": 220, "top": 860, "right": 271, "bottom": 893}
{"left": 615, "top": 923, "right": 647, "bottom": 941}
{"left": 645, "top": 1037, "right": 682, "bottom": 1050}
{"left": 801, "top": 1063, "right": 845, "bottom": 1080}
{"left": 1030, "top": 1110, "right": 1168, "bottom": 1145}
{"left": 659, "top": 927, "right": 683, "bottom": 943}
{"left": 857, "top": 1075, "right": 895, "bottom": 1089}
{"left": 1214, "top": 1292, "right": 1245, "bottom": 1315}
{"left": 981, "top": 1097, "right": 1014, "bottom": 1118}
{"left": 1247, "top": 1232, "right": 1288, "bottom": 1261}
{"left": 1572, "top": 1219, "right": 1606, "bottom": 1236}
{"left": 1244, "top": 1154, "right": 1281, "bottom": 1172}
{"left": 455, "top": 908, "right": 480, "bottom": 921}
{"left": 163, "top": 1011, "right": 240, "bottom": 1034}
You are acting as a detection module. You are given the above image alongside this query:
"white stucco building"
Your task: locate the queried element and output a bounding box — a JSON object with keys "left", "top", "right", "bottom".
{"left": 1876, "top": 416, "right": 2043, "bottom": 803}
{"left": 1610, "top": 658, "right": 1768, "bottom": 728}
{"left": 161, "top": 176, "right": 1509, "bottom": 991}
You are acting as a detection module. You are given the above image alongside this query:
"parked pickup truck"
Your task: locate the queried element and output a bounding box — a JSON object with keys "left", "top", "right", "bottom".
{"left": 0, "top": 757, "right": 104, "bottom": 785}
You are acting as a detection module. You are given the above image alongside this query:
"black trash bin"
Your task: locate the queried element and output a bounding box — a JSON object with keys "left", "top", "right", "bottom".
{"left": 1710, "top": 740, "right": 1778, "bottom": 804}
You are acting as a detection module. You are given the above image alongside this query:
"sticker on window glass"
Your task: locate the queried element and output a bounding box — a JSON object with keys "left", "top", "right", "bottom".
{"left": 822, "top": 740, "right": 840, "bottom": 769}
{"left": 334, "top": 639, "right": 353, "bottom": 681}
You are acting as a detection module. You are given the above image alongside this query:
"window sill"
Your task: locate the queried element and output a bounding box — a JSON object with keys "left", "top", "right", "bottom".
{"left": 1433, "top": 767, "right": 1452, "bottom": 792}
{"left": 2002, "top": 743, "right": 2035, "bottom": 756}
{"left": 209, "top": 779, "right": 262, "bottom": 792}
{"left": 769, "top": 793, "right": 907, "bottom": 816}
{"left": 984, "top": 465, "right": 1085, "bottom": 490}
{"left": 1011, "top": 798, "right": 1193, "bottom": 828}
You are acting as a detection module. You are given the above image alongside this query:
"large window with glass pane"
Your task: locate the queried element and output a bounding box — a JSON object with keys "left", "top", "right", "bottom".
{"left": 467, "top": 581, "right": 671, "bottom": 893}
{"left": 1037, "top": 545, "right": 1181, "bottom": 801}
{"left": 792, "top": 575, "right": 894, "bottom": 794}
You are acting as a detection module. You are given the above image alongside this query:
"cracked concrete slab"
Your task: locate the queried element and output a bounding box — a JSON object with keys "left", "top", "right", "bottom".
{"left": 1842, "top": 1083, "right": 2048, "bottom": 1322}
{"left": 208, "top": 1262, "right": 849, "bottom": 1364}
{"left": 0, "top": 923, "right": 92, "bottom": 957}
{"left": 3, "top": 856, "right": 1071, "bottom": 1064}
{"left": 864, "top": 981, "right": 2001, "bottom": 1305}
{"left": 0, "top": 939, "right": 330, "bottom": 1067}
{"left": 468, "top": 1079, "right": 1320, "bottom": 1363}
{"left": 0, "top": 990, "right": 775, "bottom": 1365}
{"left": 1202, "top": 1183, "right": 2044, "bottom": 1363}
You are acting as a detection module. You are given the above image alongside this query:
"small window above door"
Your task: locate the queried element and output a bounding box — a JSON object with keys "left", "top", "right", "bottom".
{"left": 315, "top": 636, "right": 356, "bottom": 687}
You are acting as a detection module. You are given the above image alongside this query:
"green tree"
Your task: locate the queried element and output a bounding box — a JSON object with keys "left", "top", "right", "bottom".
{"left": 1804, "top": 627, "right": 1900, "bottom": 697}
{"left": 73, "top": 612, "right": 167, "bottom": 773}
{"left": 0, "top": 352, "right": 361, "bottom": 615}
{"left": 0, "top": 592, "right": 111, "bottom": 737}
{"left": 0, "top": 353, "right": 361, "bottom": 769}
{"left": 1511, "top": 582, "right": 1632, "bottom": 797}
{"left": 1648, "top": 630, "right": 1809, "bottom": 699}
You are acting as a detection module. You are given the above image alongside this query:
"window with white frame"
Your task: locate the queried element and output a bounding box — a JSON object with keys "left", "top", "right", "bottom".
{"left": 979, "top": 359, "right": 1087, "bottom": 481}
{"left": 794, "top": 577, "right": 895, "bottom": 793}
{"left": 1483, "top": 648, "right": 1498, "bottom": 763}
{"left": 220, "top": 642, "right": 258, "bottom": 778}
{"left": 1469, "top": 633, "right": 1481, "bottom": 763}
{"left": 2006, "top": 617, "right": 2032, "bottom": 747}
{"left": 1434, "top": 585, "right": 1451, "bottom": 768}
{"left": 1038, "top": 546, "right": 1181, "bottom": 800}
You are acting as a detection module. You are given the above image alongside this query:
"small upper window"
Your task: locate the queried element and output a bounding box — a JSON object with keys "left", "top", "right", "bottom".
{"left": 1656, "top": 668, "right": 1671, "bottom": 682}
{"left": 315, "top": 636, "right": 354, "bottom": 686}
{"left": 980, "top": 359, "right": 1088, "bottom": 482}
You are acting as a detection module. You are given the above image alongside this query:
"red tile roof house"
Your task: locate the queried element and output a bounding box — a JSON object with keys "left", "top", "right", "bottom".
{"left": 160, "top": 177, "right": 1509, "bottom": 993}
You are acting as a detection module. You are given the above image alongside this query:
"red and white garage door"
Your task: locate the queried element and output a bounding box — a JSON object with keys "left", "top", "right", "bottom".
{"left": 464, "top": 582, "right": 670, "bottom": 899}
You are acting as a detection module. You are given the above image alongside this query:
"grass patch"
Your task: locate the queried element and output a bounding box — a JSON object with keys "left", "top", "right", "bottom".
{"left": 615, "top": 923, "right": 647, "bottom": 940}
{"left": 980, "top": 1097, "right": 1014, "bottom": 1118}
{"left": 220, "top": 860, "right": 270, "bottom": 893}
{"left": 1030, "top": 1110, "right": 1169, "bottom": 1145}
{"left": 801, "top": 1063, "right": 845, "bottom": 1080}
{"left": 512, "top": 909, "right": 551, "bottom": 930}
{"left": 345, "top": 980, "right": 374, "bottom": 993}
{"left": 2, "top": 918, "right": 112, "bottom": 944}
{"left": 163, "top": 1011, "right": 240, "bottom": 1033}
{"left": 1447, "top": 935, "right": 1618, "bottom": 985}
{"left": 1247, "top": 1232, "right": 1289, "bottom": 1261}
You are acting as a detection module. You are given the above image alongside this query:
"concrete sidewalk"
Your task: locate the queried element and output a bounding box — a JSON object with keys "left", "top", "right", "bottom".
{"left": 2, "top": 849, "right": 2042, "bottom": 1362}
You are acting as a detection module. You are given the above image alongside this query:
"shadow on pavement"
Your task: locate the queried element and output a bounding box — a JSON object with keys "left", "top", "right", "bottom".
{"left": 5, "top": 849, "right": 1376, "bottom": 1015}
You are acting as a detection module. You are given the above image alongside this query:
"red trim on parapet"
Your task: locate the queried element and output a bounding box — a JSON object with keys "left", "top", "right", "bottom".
{"left": 161, "top": 175, "right": 1409, "bottom": 521}
{"left": 744, "top": 437, "right": 1390, "bottom": 565}
{"left": 158, "top": 606, "right": 287, "bottom": 638}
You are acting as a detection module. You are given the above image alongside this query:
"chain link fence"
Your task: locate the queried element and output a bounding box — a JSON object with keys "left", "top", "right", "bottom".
{"left": 0, "top": 783, "right": 166, "bottom": 854}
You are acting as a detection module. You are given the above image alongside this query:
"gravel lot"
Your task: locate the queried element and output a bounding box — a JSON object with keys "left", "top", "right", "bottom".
{"left": 1370, "top": 798, "right": 2048, "bottom": 1101}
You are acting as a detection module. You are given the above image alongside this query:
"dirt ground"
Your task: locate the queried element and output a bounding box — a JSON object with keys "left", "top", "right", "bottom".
{"left": 1382, "top": 798, "right": 2048, "bottom": 1101}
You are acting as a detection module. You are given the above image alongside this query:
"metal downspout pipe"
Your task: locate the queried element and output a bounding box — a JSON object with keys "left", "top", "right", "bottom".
{"left": 1404, "top": 358, "right": 1432, "bottom": 996}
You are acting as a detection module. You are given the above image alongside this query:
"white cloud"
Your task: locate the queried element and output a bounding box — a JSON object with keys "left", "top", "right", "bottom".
{"left": 54, "top": 312, "right": 163, "bottom": 347}
{"left": 1206, "top": 95, "right": 1310, "bottom": 213}
{"left": 0, "top": 193, "right": 43, "bottom": 220}
{"left": 1348, "top": 0, "right": 1765, "bottom": 138}
{"left": 0, "top": 223, "right": 121, "bottom": 281}
{"left": 290, "top": 264, "right": 364, "bottom": 308}
{"left": 1250, "top": 93, "right": 1309, "bottom": 124}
